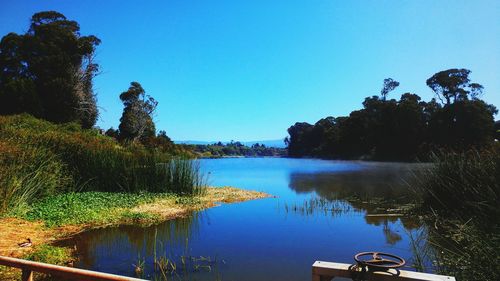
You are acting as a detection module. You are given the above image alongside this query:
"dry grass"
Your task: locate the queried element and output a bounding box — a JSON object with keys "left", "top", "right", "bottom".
{"left": 131, "top": 186, "right": 271, "bottom": 220}
{"left": 0, "top": 218, "right": 80, "bottom": 259}
{"left": 0, "top": 218, "right": 76, "bottom": 280}
{"left": 203, "top": 186, "right": 271, "bottom": 203}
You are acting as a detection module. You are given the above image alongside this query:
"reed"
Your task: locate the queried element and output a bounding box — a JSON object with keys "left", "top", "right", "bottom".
{"left": 409, "top": 146, "right": 500, "bottom": 280}
{"left": 412, "top": 146, "right": 499, "bottom": 221}
{"left": 0, "top": 114, "right": 206, "bottom": 217}
{"left": 158, "top": 159, "right": 207, "bottom": 195}
{"left": 0, "top": 142, "right": 70, "bottom": 216}
{"left": 281, "top": 197, "right": 356, "bottom": 217}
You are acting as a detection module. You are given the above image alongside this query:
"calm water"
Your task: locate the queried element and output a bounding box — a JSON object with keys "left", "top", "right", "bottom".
{"left": 73, "top": 158, "right": 428, "bottom": 280}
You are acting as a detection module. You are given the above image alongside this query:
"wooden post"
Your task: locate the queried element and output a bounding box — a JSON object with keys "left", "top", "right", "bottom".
{"left": 21, "top": 269, "right": 33, "bottom": 281}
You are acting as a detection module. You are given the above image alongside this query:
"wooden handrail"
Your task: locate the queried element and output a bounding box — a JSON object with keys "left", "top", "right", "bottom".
{"left": 0, "top": 255, "right": 147, "bottom": 281}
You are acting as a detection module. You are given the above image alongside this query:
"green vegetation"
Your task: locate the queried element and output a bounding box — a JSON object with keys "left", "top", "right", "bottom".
{"left": 149, "top": 228, "right": 223, "bottom": 281}
{"left": 0, "top": 114, "right": 202, "bottom": 217}
{"left": 25, "top": 245, "right": 72, "bottom": 266}
{"left": 286, "top": 69, "right": 497, "bottom": 161}
{"left": 0, "top": 11, "right": 202, "bottom": 218}
{"left": 0, "top": 11, "right": 185, "bottom": 156}
{"left": 413, "top": 147, "right": 499, "bottom": 220}
{"left": 411, "top": 146, "right": 500, "bottom": 281}
{"left": 184, "top": 141, "right": 286, "bottom": 158}
{"left": 1, "top": 9, "right": 498, "bottom": 281}
{"left": 25, "top": 191, "right": 195, "bottom": 227}
{"left": 0, "top": 144, "right": 70, "bottom": 217}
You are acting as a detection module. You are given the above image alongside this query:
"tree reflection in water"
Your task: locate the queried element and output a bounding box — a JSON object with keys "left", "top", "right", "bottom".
{"left": 71, "top": 211, "right": 213, "bottom": 279}
{"left": 286, "top": 162, "right": 425, "bottom": 246}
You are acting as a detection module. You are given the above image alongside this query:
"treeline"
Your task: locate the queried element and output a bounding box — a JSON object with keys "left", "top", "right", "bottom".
{"left": 183, "top": 141, "right": 286, "bottom": 158}
{"left": 286, "top": 70, "right": 498, "bottom": 161}
{"left": 0, "top": 11, "right": 181, "bottom": 154}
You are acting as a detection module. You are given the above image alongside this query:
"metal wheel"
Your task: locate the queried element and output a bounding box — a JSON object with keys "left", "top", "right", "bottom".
{"left": 354, "top": 252, "right": 405, "bottom": 270}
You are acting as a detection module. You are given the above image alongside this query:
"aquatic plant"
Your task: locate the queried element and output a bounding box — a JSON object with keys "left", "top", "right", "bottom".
{"left": 150, "top": 227, "right": 223, "bottom": 281}
{"left": 158, "top": 159, "right": 207, "bottom": 195}
{"left": 281, "top": 197, "right": 357, "bottom": 217}
{"left": 133, "top": 255, "right": 145, "bottom": 278}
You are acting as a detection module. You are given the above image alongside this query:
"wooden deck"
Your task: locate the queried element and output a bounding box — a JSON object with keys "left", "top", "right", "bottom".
{"left": 312, "top": 261, "right": 456, "bottom": 281}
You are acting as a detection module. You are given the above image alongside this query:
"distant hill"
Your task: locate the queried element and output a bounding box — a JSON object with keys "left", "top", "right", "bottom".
{"left": 175, "top": 139, "right": 286, "bottom": 148}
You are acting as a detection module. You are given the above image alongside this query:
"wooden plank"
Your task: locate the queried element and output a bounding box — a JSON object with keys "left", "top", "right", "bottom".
{"left": 0, "top": 255, "right": 146, "bottom": 281}
{"left": 312, "top": 261, "right": 456, "bottom": 281}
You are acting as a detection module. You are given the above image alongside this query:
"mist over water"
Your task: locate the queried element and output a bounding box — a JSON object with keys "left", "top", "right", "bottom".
{"left": 73, "top": 158, "right": 428, "bottom": 281}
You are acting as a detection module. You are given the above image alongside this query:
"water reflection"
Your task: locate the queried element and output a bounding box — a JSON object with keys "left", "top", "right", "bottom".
{"left": 72, "top": 159, "right": 430, "bottom": 280}
{"left": 288, "top": 162, "right": 425, "bottom": 200}
{"left": 74, "top": 212, "right": 207, "bottom": 279}
{"left": 286, "top": 162, "right": 424, "bottom": 248}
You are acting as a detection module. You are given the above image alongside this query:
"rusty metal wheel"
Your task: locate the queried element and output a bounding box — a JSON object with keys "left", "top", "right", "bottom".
{"left": 354, "top": 252, "right": 405, "bottom": 270}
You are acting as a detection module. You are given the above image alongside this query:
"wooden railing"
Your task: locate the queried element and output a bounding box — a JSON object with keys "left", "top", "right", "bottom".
{"left": 0, "top": 255, "right": 147, "bottom": 281}
{"left": 312, "top": 261, "right": 456, "bottom": 281}
{"left": 2, "top": 255, "right": 459, "bottom": 281}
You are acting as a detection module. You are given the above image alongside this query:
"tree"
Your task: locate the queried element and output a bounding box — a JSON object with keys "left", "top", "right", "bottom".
{"left": 426, "top": 68, "right": 479, "bottom": 105}
{"left": 426, "top": 69, "right": 496, "bottom": 148}
{"left": 0, "top": 11, "right": 101, "bottom": 128}
{"left": 285, "top": 122, "right": 314, "bottom": 157}
{"left": 380, "top": 78, "right": 399, "bottom": 101}
{"left": 118, "top": 82, "right": 158, "bottom": 142}
{"left": 495, "top": 121, "right": 500, "bottom": 141}
{"left": 105, "top": 127, "right": 119, "bottom": 139}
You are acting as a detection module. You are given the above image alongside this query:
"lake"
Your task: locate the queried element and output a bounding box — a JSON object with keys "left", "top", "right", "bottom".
{"left": 72, "top": 158, "right": 429, "bottom": 280}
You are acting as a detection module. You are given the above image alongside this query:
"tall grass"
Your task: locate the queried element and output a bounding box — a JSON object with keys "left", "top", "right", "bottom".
{"left": 0, "top": 114, "right": 206, "bottom": 216}
{"left": 413, "top": 146, "right": 499, "bottom": 221}
{"left": 410, "top": 146, "right": 500, "bottom": 280}
{"left": 158, "top": 159, "right": 207, "bottom": 195}
{"left": 0, "top": 141, "right": 70, "bottom": 216}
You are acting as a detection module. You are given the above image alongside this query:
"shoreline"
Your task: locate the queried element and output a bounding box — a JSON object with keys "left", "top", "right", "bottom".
{"left": 0, "top": 186, "right": 271, "bottom": 279}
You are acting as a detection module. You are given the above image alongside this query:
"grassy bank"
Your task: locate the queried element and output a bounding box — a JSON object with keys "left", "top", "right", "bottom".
{"left": 411, "top": 146, "right": 500, "bottom": 280}
{"left": 0, "top": 187, "right": 270, "bottom": 280}
{"left": 0, "top": 114, "right": 269, "bottom": 280}
{"left": 0, "top": 114, "right": 203, "bottom": 217}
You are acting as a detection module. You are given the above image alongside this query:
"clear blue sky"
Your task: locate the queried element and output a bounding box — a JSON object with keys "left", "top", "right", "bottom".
{"left": 1, "top": 0, "right": 498, "bottom": 141}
